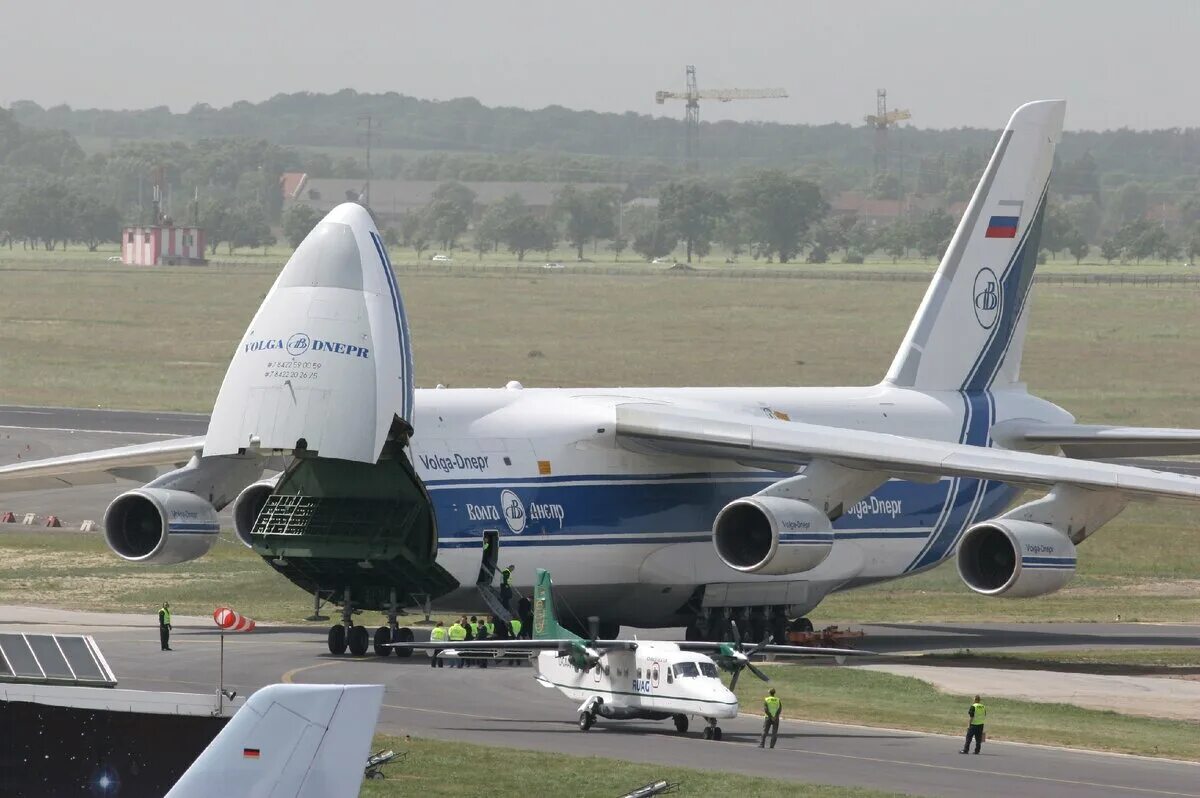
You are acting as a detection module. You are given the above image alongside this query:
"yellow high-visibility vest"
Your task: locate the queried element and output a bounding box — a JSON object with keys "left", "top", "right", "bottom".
{"left": 430, "top": 626, "right": 447, "bottom": 642}
{"left": 970, "top": 702, "right": 986, "bottom": 725}
{"left": 448, "top": 623, "right": 466, "bottom": 641}
{"left": 764, "top": 696, "right": 782, "bottom": 718}
{"left": 159, "top": 608, "right": 171, "bottom": 626}
{"left": 510, "top": 619, "right": 522, "bottom": 636}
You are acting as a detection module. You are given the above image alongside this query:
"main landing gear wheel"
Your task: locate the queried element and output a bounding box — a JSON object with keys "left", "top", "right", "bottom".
{"left": 713, "top": 726, "right": 723, "bottom": 741}
{"left": 327, "top": 624, "right": 348, "bottom": 655}
{"left": 348, "top": 625, "right": 370, "bottom": 656}
{"left": 373, "top": 626, "right": 392, "bottom": 657}
{"left": 673, "top": 714, "right": 689, "bottom": 734}
{"left": 392, "top": 626, "right": 414, "bottom": 658}
{"left": 579, "top": 712, "right": 595, "bottom": 731}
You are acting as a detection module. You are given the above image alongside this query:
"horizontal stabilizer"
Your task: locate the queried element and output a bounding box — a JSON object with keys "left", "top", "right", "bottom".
{"left": 994, "top": 422, "right": 1200, "bottom": 459}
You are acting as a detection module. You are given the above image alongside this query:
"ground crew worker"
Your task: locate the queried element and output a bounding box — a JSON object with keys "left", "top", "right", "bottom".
{"left": 462, "top": 615, "right": 475, "bottom": 667}
{"left": 448, "top": 618, "right": 467, "bottom": 668}
{"left": 484, "top": 617, "right": 495, "bottom": 637}
{"left": 158, "top": 602, "right": 173, "bottom": 651}
{"left": 759, "top": 688, "right": 782, "bottom": 748}
{"left": 429, "top": 621, "right": 447, "bottom": 668}
{"left": 508, "top": 617, "right": 523, "bottom": 665}
{"left": 469, "top": 616, "right": 480, "bottom": 637}
{"left": 475, "top": 619, "right": 489, "bottom": 669}
{"left": 961, "top": 695, "right": 987, "bottom": 754}
{"left": 500, "top": 564, "right": 515, "bottom": 611}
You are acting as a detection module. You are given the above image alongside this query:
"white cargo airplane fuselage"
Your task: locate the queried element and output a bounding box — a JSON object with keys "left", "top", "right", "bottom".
{"left": 407, "top": 383, "right": 1055, "bottom": 624}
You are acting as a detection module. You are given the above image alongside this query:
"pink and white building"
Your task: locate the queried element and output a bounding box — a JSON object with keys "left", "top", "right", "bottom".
{"left": 121, "top": 225, "right": 206, "bottom": 265}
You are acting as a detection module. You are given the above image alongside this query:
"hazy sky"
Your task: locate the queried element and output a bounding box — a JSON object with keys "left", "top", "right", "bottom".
{"left": 2, "top": 1, "right": 1194, "bottom": 131}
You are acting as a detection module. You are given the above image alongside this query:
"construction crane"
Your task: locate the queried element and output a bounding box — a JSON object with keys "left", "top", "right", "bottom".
{"left": 655, "top": 65, "right": 787, "bottom": 171}
{"left": 864, "top": 89, "right": 911, "bottom": 176}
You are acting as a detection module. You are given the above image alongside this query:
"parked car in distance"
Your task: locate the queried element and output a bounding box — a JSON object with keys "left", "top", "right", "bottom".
{"left": 431, "top": 254, "right": 452, "bottom": 262}
{"left": 543, "top": 262, "right": 564, "bottom": 270}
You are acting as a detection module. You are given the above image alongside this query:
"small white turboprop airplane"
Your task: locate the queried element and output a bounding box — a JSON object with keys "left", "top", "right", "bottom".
{"left": 4, "top": 99, "right": 1200, "bottom": 652}
{"left": 404, "top": 568, "right": 865, "bottom": 740}
{"left": 167, "top": 682, "right": 383, "bottom": 798}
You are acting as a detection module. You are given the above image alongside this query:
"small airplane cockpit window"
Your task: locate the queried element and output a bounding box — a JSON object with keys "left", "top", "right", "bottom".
{"left": 673, "top": 661, "right": 700, "bottom": 678}
{"left": 699, "top": 662, "right": 719, "bottom": 678}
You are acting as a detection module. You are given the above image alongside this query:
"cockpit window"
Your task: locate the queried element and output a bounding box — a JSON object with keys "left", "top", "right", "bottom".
{"left": 699, "top": 662, "right": 719, "bottom": 678}
{"left": 673, "top": 662, "right": 700, "bottom": 678}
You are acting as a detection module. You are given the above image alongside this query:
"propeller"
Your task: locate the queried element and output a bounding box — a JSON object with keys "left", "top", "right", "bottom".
{"left": 563, "top": 640, "right": 602, "bottom": 672}
{"left": 720, "top": 620, "right": 773, "bottom": 690}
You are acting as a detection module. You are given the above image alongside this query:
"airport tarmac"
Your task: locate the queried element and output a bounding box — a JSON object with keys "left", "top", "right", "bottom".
{"left": 4, "top": 607, "right": 1199, "bottom": 798}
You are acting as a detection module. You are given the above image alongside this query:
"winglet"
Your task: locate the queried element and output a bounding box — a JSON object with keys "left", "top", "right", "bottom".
{"left": 533, "top": 568, "right": 581, "bottom": 642}
{"left": 165, "top": 683, "right": 383, "bottom": 798}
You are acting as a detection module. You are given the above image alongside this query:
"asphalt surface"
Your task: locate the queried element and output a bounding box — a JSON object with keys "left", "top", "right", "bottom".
{"left": 4, "top": 406, "right": 1200, "bottom": 795}
{"left": 2, "top": 608, "right": 1198, "bottom": 798}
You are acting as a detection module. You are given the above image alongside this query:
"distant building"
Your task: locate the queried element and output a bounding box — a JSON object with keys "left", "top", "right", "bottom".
{"left": 121, "top": 225, "right": 206, "bottom": 265}
{"left": 280, "top": 173, "right": 623, "bottom": 224}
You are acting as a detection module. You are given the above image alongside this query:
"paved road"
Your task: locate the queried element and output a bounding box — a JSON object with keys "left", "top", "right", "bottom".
{"left": 5, "top": 608, "right": 1199, "bottom": 798}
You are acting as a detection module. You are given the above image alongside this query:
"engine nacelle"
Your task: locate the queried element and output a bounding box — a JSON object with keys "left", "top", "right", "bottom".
{"left": 231, "top": 475, "right": 281, "bottom": 548}
{"left": 104, "top": 488, "right": 221, "bottom": 564}
{"left": 956, "top": 520, "right": 1077, "bottom": 598}
{"left": 713, "top": 496, "right": 833, "bottom": 575}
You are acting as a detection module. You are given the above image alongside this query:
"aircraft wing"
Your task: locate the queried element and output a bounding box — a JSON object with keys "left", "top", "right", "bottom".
{"left": 615, "top": 403, "right": 1200, "bottom": 502}
{"left": 0, "top": 435, "right": 206, "bottom": 491}
{"left": 398, "top": 639, "right": 637, "bottom": 652}
{"left": 994, "top": 422, "right": 1200, "bottom": 459}
{"left": 672, "top": 641, "right": 869, "bottom": 658}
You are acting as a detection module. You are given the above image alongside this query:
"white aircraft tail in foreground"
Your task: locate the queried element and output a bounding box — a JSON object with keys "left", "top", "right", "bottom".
{"left": 4, "top": 99, "right": 1200, "bottom": 648}
{"left": 165, "top": 683, "right": 383, "bottom": 798}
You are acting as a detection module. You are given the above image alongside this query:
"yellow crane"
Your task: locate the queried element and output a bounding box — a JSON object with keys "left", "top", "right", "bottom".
{"left": 864, "top": 89, "right": 911, "bottom": 175}
{"left": 656, "top": 65, "right": 787, "bottom": 170}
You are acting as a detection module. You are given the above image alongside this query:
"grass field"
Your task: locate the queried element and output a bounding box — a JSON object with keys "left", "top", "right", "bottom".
{"left": 359, "top": 734, "right": 908, "bottom": 797}
{"left": 731, "top": 663, "right": 1200, "bottom": 760}
{"left": 0, "top": 262, "right": 1198, "bottom": 623}
{"left": 917, "top": 648, "right": 1200, "bottom": 672}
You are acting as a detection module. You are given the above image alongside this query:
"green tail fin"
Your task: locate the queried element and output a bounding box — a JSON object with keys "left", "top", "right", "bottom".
{"left": 533, "top": 568, "right": 581, "bottom": 641}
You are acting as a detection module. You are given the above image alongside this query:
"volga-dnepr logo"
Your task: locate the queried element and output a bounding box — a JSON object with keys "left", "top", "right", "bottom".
{"left": 972, "top": 268, "right": 1001, "bottom": 329}
{"left": 286, "top": 333, "right": 310, "bottom": 356}
{"left": 243, "top": 331, "right": 370, "bottom": 359}
{"left": 500, "top": 489, "right": 526, "bottom": 534}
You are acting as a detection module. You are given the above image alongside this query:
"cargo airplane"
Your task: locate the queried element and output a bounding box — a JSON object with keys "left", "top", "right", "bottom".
{"left": 4, "top": 99, "right": 1200, "bottom": 656}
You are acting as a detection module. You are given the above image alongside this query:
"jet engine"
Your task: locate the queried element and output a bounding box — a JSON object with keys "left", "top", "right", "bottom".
{"left": 103, "top": 488, "right": 221, "bottom": 564}
{"left": 956, "top": 520, "right": 1076, "bottom": 598}
{"left": 231, "top": 475, "right": 281, "bottom": 548}
{"left": 712, "top": 496, "right": 833, "bottom": 575}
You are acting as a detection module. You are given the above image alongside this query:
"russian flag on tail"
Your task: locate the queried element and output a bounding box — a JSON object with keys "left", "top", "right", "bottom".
{"left": 985, "top": 200, "right": 1023, "bottom": 238}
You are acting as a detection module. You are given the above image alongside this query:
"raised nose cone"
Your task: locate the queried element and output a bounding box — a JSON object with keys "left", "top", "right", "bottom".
{"left": 204, "top": 202, "right": 414, "bottom": 463}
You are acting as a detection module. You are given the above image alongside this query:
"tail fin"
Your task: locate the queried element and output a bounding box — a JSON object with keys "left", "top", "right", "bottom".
{"left": 532, "top": 568, "right": 581, "bottom": 641}
{"left": 886, "top": 100, "right": 1065, "bottom": 392}
{"left": 166, "top": 683, "right": 383, "bottom": 798}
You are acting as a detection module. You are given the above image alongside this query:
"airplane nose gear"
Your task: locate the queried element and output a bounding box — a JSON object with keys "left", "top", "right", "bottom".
{"left": 702, "top": 717, "right": 722, "bottom": 741}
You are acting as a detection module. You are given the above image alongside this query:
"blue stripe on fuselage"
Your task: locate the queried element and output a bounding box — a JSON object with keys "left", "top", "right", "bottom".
{"left": 428, "top": 473, "right": 1015, "bottom": 553}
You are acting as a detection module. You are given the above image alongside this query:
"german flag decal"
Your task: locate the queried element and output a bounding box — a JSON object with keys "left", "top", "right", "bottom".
{"left": 243, "top": 748, "right": 261, "bottom": 759}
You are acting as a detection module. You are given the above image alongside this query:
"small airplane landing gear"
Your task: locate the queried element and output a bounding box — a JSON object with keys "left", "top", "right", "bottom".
{"left": 673, "top": 714, "right": 689, "bottom": 734}
{"left": 702, "top": 718, "right": 722, "bottom": 741}
{"left": 579, "top": 711, "right": 595, "bottom": 731}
